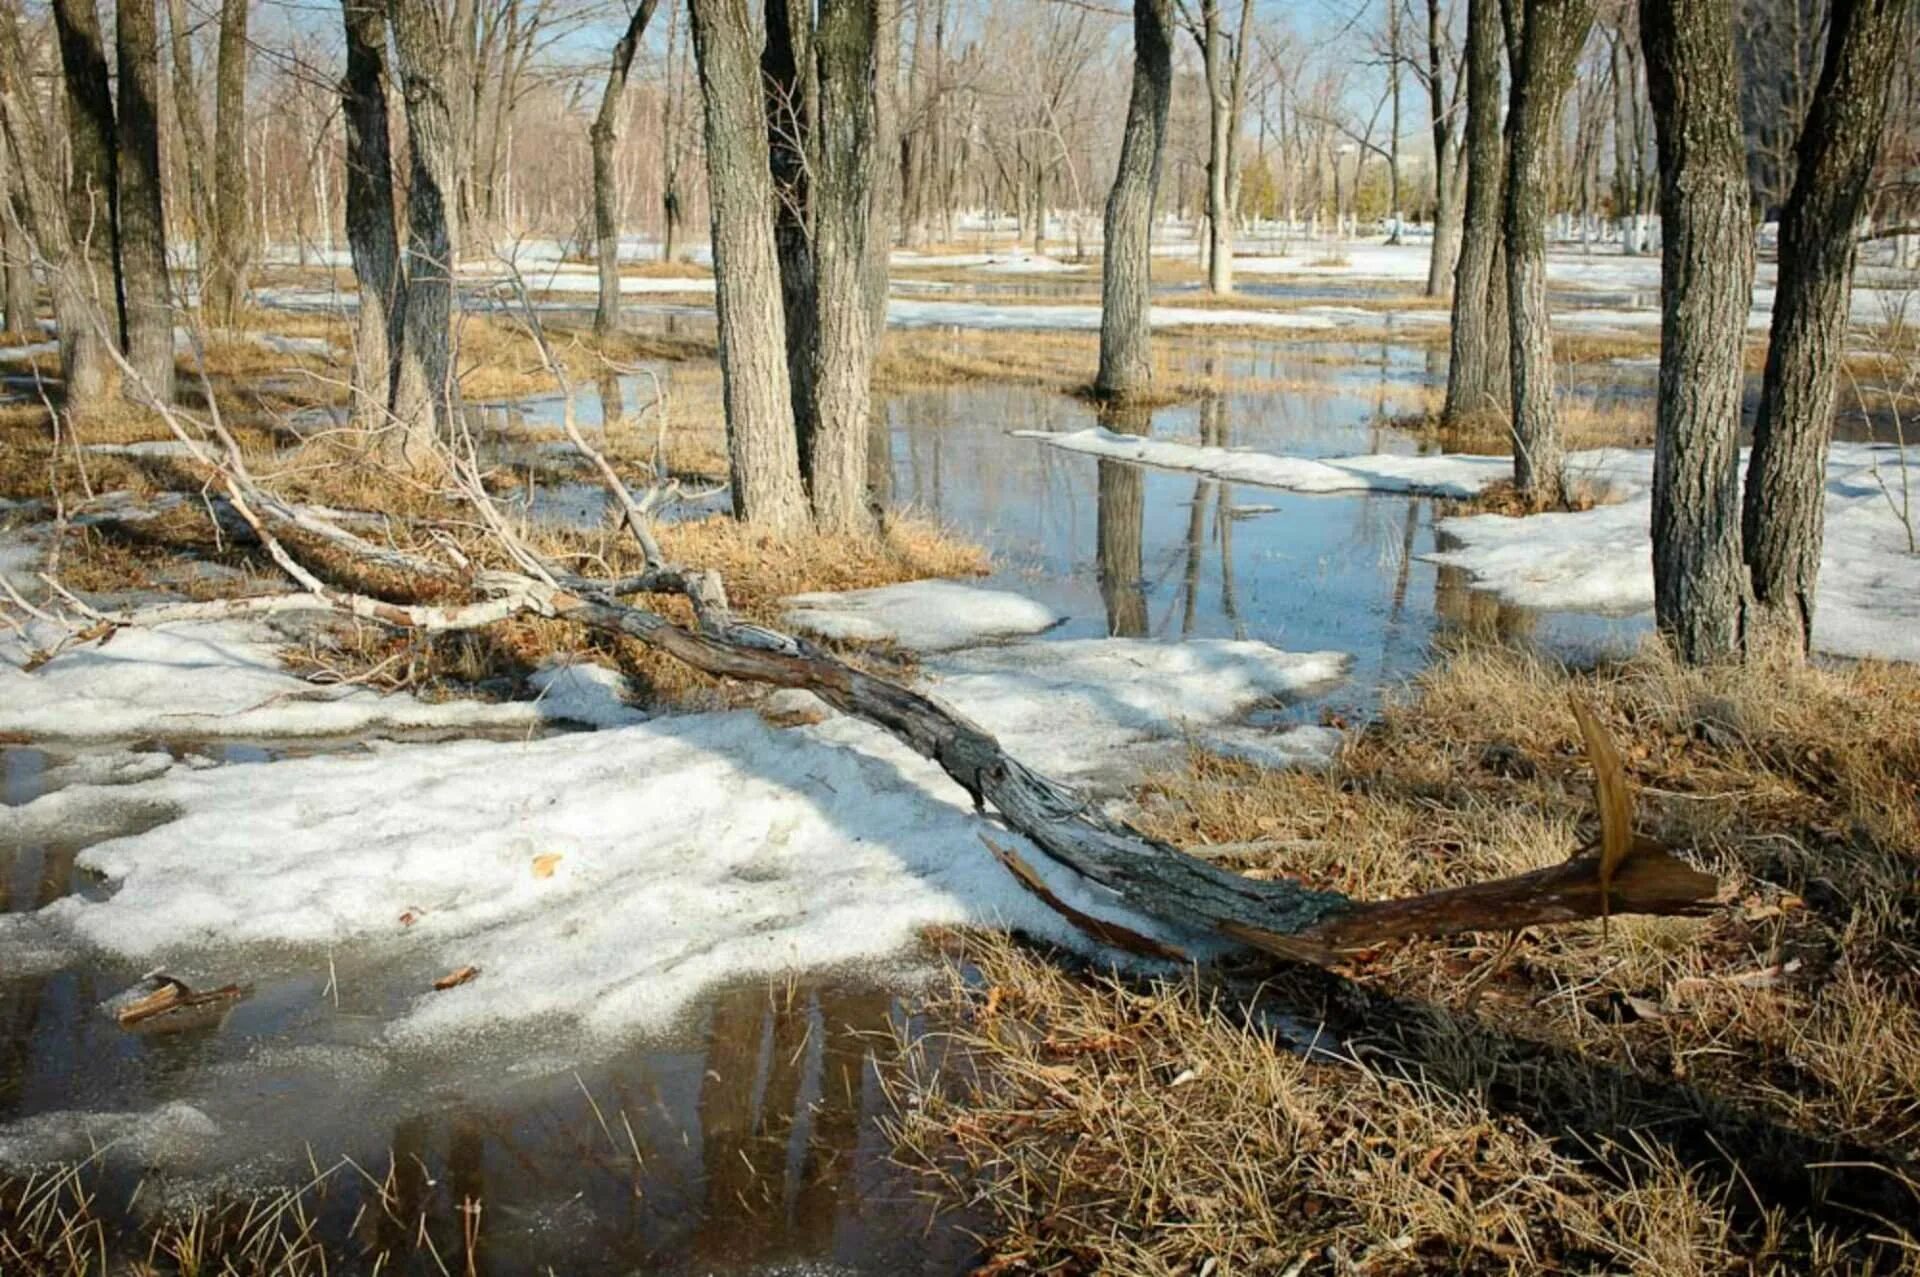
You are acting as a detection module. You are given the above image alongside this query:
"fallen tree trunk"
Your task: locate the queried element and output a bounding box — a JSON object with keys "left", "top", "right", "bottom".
{"left": 44, "top": 319, "right": 1721, "bottom": 967}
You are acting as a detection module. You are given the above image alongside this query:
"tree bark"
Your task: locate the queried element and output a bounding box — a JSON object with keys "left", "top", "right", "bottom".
{"left": 203, "top": 0, "right": 250, "bottom": 325}
{"left": 1443, "top": 0, "right": 1509, "bottom": 423}
{"left": 1423, "top": 0, "right": 1461, "bottom": 295}
{"left": 1095, "top": 0, "right": 1173, "bottom": 400}
{"left": 1744, "top": 0, "right": 1915, "bottom": 654}
{"left": 689, "top": 0, "right": 809, "bottom": 531}
{"left": 0, "top": 0, "right": 116, "bottom": 403}
{"left": 341, "top": 0, "right": 402, "bottom": 437}
{"left": 762, "top": 0, "right": 819, "bottom": 485}
{"left": 591, "top": 0, "right": 662, "bottom": 337}
{"left": 1640, "top": 0, "right": 1754, "bottom": 665}
{"left": 863, "top": 0, "right": 899, "bottom": 342}
{"left": 164, "top": 0, "right": 211, "bottom": 257}
{"left": 49, "top": 0, "right": 121, "bottom": 402}
{"left": 116, "top": 0, "right": 173, "bottom": 404}
{"left": 1199, "top": 0, "right": 1233, "bottom": 294}
{"left": 1501, "top": 0, "right": 1592, "bottom": 506}
{"left": 807, "top": 0, "right": 879, "bottom": 533}
{"left": 0, "top": 158, "right": 33, "bottom": 337}
{"left": 387, "top": 0, "right": 459, "bottom": 467}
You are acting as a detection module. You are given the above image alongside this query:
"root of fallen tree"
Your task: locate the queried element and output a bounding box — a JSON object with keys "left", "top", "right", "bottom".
{"left": 10, "top": 297, "right": 1720, "bottom": 967}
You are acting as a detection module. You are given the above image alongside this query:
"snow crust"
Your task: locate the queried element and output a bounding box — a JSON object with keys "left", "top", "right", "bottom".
{"left": 0, "top": 621, "right": 571, "bottom": 739}
{"left": 784, "top": 579, "right": 1062, "bottom": 650}
{"left": 1020, "top": 427, "right": 1654, "bottom": 499}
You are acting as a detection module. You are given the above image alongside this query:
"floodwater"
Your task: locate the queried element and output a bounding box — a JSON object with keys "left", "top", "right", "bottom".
{"left": 1, "top": 743, "right": 974, "bottom": 1272}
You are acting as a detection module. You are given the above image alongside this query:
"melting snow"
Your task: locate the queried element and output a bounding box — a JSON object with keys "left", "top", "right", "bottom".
{"left": 784, "top": 579, "right": 1061, "bottom": 650}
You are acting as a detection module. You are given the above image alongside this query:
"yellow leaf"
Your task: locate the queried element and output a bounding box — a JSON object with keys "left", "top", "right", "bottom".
{"left": 532, "top": 853, "right": 563, "bottom": 879}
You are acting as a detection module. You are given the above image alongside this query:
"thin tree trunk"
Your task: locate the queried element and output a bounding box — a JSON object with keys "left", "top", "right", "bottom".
{"left": 1443, "top": 0, "right": 1509, "bottom": 422}
{"left": 1095, "top": 0, "right": 1173, "bottom": 400}
{"left": 1640, "top": 0, "right": 1753, "bottom": 664}
{"left": 49, "top": 0, "right": 122, "bottom": 401}
{"left": 164, "top": 0, "right": 211, "bottom": 257}
{"left": 0, "top": 158, "right": 33, "bottom": 337}
{"left": 1423, "top": 0, "right": 1460, "bottom": 295}
{"left": 1502, "top": 0, "right": 1592, "bottom": 506}
{"left": 1744, "top": 0, "right": 1914, "bottom": 653}
{"left": 203, "top": 0, "right": 249, "bottom": 324}
{"left": 342, "top": 0, "right": 402, "bottom": 437}
{"left": 807, "top": 0, "right": 879, "bottom": 532}
{"left": 689, "top": 0, "right": 809, "bottom": 531}
{"left": 863, "top": 0, "right": 899, "bottom": 342}
{"left": 0, "top": 0, "right": 114, "bottom": 402}
{"left": 1200, "top": 0, "right": 1233, "bottom": 294}
{"left": 1386, "top": 0, "right": 1403, "bottom": 243}
{"left": 388, "top": 0, "right": 459, "bottom": 468}
{"left": 116, "top": 0, "right": 173, "bottom": 404}
{"left": 661, "top": 0, "right": 686, "bottom": 263}
{"left": 591, "top": 0, "right": 662, "bottom": 337}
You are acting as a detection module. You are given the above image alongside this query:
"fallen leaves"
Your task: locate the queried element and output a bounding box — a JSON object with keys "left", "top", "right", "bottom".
{"left": 531, "top": 853, "right": 563, "bottom": 879}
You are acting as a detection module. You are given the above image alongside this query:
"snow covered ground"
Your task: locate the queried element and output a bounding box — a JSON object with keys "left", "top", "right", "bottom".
{"left": 1428, "top": 443, "right": 1920, "bottom": 662}
{"left": 784, "top": 579, "right": 1061, "bottom": 649}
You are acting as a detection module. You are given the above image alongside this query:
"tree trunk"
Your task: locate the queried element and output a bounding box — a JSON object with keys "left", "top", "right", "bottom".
{"left": 201, "top": 0, "right": 250, "bottom": 325}
{"left": 341, "top": 0, "right": 402, "bottom": 437}
{"left": 1443, "top": 0, "right": 1509, "bottom": 423}
{"left": 863, "top": 0, "right": 899, "bottom": 342}
{"left": 0, "top": 0, "right": 115, "bottom": 403}
{"left": 387, "top": 0, "right": 459, "bottom": 468}
{"left": 763, "top": 0, "right": 818, "bottom": 483}
{"left": 1744, "top": 0, "right": 1914, "bottom": 654}
{"left": 1200, "top": 0, "right": 1233, "bottom": 294}
{"left": 689, "top": 0, "right": 809, "bottom": 531}
{"left": 116, "top": 0, "right": 173, "bottom": 404}
{"left": 1095, "top": 0, "right": 1173, "bottom": 400}
{"left": 49, "top": 0, "right": 121, "bottom": 403}
{"left": 1640, "top": 0, "right": 1754, "bottom": 665}
{"left": 661, "top": 0, "right": 686, "bottom": 263}
{"left": 591, "top": 0, "right": 662, "bottom": 338}
{"left": 164, "top": 0, "right": 211, "bottom": 258}
{"left": 1386, "top": 0, "right": 1403, "bottom": 243}
{"left": 1097, "top": 407, "right": 1150, "bottom": 637}
{"left": 1423, "top": 0, "right": 1460, "bottom": 295}
{"left": 1502, "top": 0, "right": 1592, "bottom": 506}
{"left": 0, "top": 159, "right": 33, "bottom": 337}
{"left": 807, "top": 0, "right": 879, "bottom": 533}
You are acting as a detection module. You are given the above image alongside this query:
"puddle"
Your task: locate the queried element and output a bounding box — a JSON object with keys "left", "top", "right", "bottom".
{"left": 881, "top": 380, "right": 1644, "bottom": 715}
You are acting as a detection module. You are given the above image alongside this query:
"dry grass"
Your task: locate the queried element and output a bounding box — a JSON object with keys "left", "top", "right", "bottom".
{"left": 892, "top": 644, "right": 1920, "bottom": 1272}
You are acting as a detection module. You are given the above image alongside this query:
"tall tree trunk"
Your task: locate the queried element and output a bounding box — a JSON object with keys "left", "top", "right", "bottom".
{"left": 1386, "top": 0, "right": 1403, "bottom": 242}
{"left": 341, "top": 0, "right": 401, "bottom": 437}
{"left": 164, "top": 0, "right": 211, "bottom": 256}
{"left": 1443, "top": 0, "right": 1509, "bottom": 422}
{"left": 388, "top": 0, "right": 459, "bottom": 468}
{"left": 0, "top": 0, "right": 115, "bottom": 403}
{"left": 1095, "top": 0, "right": 1173, "bottom": 400}
{"left": 116, "top": 0, "right": 173, "bottom": 404}
{"left": 1744, "top": 0, "right": 1914, "bottom": 653}
{"left": 1501, "top": 0, "right": 1592, "bottom": 506}
{"left": 863, "top": 0, "right": 899, "bottom": 342}
{"left": 689, "top": 0, "right": 809, "bottom": 531}
{"left": 1423, "top": 0, "right": 1460, "bottom": 295}
{"left": 661, "top": 0, "right": 686, "bottom": 263}
{"left": 806, "top": 0, "right": 879, "bottom": 533}
{"left": 1200, "top": 0, "right": 1233, "bottom": 294}
{"left": 763, "top": 0, "right": 818, "bottom": 482}
{"left": 1640, "top": 0, "right": 1753, "bottom": 664}
{"left": 0, "top": 158, "right": 33, "bottom": 337}
{"left": 49, "top": 0, "right": 122, "bottom": 402}
{"left": 203, "top": 0, "right": 250, "bottom": 325}
{"left": 591, "top": 0, "right": 662, "bottom": 338}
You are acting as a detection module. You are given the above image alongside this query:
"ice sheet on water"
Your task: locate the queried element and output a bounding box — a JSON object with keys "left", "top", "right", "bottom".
{"left": 783, "top": 579, "right": 1062, "bottom": 651}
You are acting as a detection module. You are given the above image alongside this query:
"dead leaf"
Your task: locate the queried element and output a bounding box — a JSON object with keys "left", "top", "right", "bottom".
{"left": 399, "top": 907, "right": 424, "bottom": 927}
{"left": 433, "top": 965, "right": 480, "bottom": 991}
{"left": 531, "top": 853, "right": 563, "bottom": 879}
{"left": 1570, "top": 695, "right": 1633, "bottom": 936}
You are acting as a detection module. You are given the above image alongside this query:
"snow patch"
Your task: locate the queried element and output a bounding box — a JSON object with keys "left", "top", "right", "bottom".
{"left": 783, "top": 580, "right": 1062, "bottom": 651}
{"left": 0, "top": 1102, "right": 221, "bottom": 1168}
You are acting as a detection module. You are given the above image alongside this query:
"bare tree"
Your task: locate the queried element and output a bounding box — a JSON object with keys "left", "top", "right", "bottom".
{"left": 689, "top": 0, "right": 808, "bottom": 530}
{"left": 1417, "top": 0, "right": 1466, "bottom": 295}
{"left": 388, "top": 0, "right": 461, "bottom": 465}
{"left": 49, "top": 0, "right": 122, "bottom": 398}
{"left": 203, "top": 0, "right": 251, "bottom": 324}
{"left": 1745, "top": 0, "right": 1916, "bottom": 652}
{"left": 0, "top": 154, "right": 33, "bottom": 336}
{"left": 341, "top": 0, "right": 401, "bottom": 435}
{"left": 116, "top": 0, "right": 173, "bottom": 403}
{"left": 0, "top": 0, "right": 116, "bottom": 403}
{"left": 1096, "top": 0, "right": 1174, "bottom": 399}
{"left": 1641, "top": 0, "right": 1754, "bottom": 663}
{"left": 1501, "top": 0, "right": 1593, "bottom": 505}
{"left": 1182, "top": 0, "right": 1252, "bottom": 293}
{"left": 591, "top": 0, "right": 662, "bottom": 336}
{"left": 1442, "top": 0, "right": 1508, "bottom": 422}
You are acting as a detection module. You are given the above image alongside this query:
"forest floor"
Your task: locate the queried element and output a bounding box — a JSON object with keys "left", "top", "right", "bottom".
{"left": 3, "top": 248, "right": 1919, "bottom": 1274}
